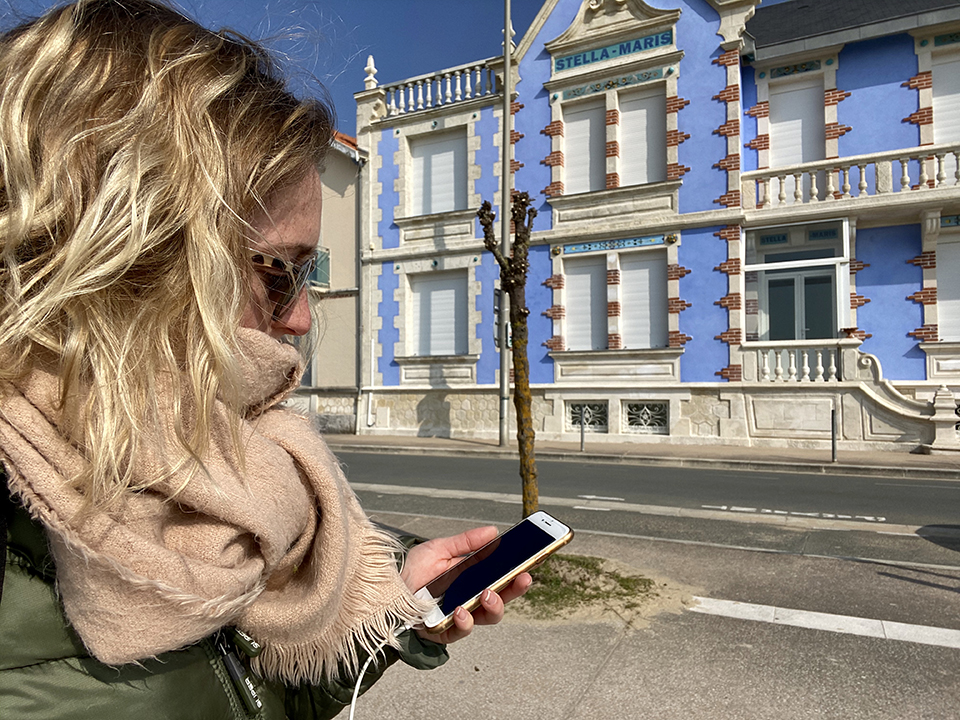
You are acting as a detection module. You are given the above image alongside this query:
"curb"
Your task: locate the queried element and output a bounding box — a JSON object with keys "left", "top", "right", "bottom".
{"left": 324, "top": 441, "right": 960, "bottom": 482}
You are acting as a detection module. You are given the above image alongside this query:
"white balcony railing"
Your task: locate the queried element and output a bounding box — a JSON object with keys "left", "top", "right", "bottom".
{"left": 381, "top": 57, "right": 500, "bottom": 118}
{"left": 742, "top": 142, "right": 960, "bottom": 210}
{"left": 741, "top": 339, "right": 863, "bottom": 383}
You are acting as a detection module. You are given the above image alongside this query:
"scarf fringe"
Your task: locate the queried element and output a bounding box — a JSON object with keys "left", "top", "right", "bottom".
{"left": 247, "top": 522, "right": 433, "bottom": 684}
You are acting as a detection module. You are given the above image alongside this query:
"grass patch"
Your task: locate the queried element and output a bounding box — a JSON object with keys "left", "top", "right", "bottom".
{"left": 519, "top": 553, "right": 656, "bottom": 618}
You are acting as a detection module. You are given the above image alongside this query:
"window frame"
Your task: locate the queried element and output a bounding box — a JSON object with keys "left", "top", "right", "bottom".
{"left": 744, "top": 218, "right": 851, "bottom": 343}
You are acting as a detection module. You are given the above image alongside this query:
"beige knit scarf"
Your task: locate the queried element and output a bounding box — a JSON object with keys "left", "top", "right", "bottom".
{"left": 0, "top": 329, "right": 429, "bottom": 684}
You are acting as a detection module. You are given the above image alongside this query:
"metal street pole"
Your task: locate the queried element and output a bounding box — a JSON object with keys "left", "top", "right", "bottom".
{"left": 498, "top": 0, "right": 512, "bottom": 447}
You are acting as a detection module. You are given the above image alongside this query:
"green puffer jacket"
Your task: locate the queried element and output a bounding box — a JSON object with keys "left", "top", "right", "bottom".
{"left": 0, "top": 477, "right": 448, "bottom": 719}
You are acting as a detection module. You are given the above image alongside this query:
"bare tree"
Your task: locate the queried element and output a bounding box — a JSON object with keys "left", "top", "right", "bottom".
{"left": 478, "top": 191, "right": 539, "bottom": 517}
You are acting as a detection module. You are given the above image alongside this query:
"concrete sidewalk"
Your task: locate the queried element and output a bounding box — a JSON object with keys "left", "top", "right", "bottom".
{"left": 355, "top": 513, "right": 960, "bottom": 720}
{"left": 323, "top": 432, "right": 960, "bottom": 480}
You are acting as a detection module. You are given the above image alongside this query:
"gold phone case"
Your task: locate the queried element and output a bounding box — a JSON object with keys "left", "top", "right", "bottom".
{"left": 424, "top": 527, "right": 574, "bottom": 633}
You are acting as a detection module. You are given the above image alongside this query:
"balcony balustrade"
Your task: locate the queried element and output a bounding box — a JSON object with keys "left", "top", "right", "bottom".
{"left": 380, "top": 58, "right": 499, "bottom": 118}
{"left": 740, "top": 339, "right": 864, "bottom": 383}
{"left": 742, "top": 142, "right": 960, "bottom": 211}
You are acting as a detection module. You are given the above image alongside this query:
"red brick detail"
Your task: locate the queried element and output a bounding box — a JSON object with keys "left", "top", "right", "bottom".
{"left": 745, "top": 331, "right": 760, "bottom": 341}
{"left": 715, "top": 329, "right": 742, "bottom": 346}
{"left": 511, "top": 101, "right": 524, "bottom": 115}
{"left": 667, "top": 129, "right": 691, "bottom": 146}
{"left": 715, "top": 190, "right": 741, "bottom": 208}
{"left": 744, "top": 270, "right": 758, "bottom": 283}
{"left": 851, "top": 293, "right": 871, "bottom": 309}
{"left": 543, "top": 336, "right": 566, "bottom": 351}
{"left": 909, "top": 251, "right": 936, "bottom": 269}
{"left": 715, "top": 293, "right": 741, "bottom": 310}
{"left": 714, "top": 153, "right": 740, "bottom": 171}
{"left": 849, "top": 259, "right": 869, "bottom": 274}
{"left": 908, "top": 324, "right": 938, "bottom": 342}
{"left": 842, "top": 327, "right": 873, "bottom": 341}
{"left": 543, "top": 274, "right": 565, "bottom": 290}
{"left": 745, "top": 134, "right": 770, "bottom": 151}
{"left": 541, "top": 121, "right": 564, "bottom": 137}
{"left": 669, "top": 298, "right": 692, "bottom": 314}
{"left": 606, "top": 141, "right": 620, "bottom": 158}
{"left": 607, "top": 269, "right": 621, "bottom": 285}
{"left": 746, "top": 101, "right": 769, "bottom": 118}
{"left": 904, "top": 108, "right": 933, "bottom": 126}
{"left": 543, "top": 181, "right": 564, "bottom": 197}
{"left": 745, "top": 298, "right": 759, "bottom": 315}
{"left": 605, "top": 109, "right": 620, "bottom": 125}
{"left": 543, "top": 305, "right": 566, "bottom": 319}
{"left": 826, "top": 122, "right": 853, "bottom": 140}
{"left": 714, "top": 119, "right": 741, "bottom": 137}
{"left": 667, "top": 163, "right": 692, "bottom": 180}
{"left": 824, "top": 89, "right": 851, "bottom": 106}
{"left": 714, "top": 258, "right": 741, "bottom": 275}
{"left": 510, "top": 130, "right": 524, "bottom": 144}
{"left": 510, "top": 219, "right": 516, "bottom": 235}
{"left": 607, "top": 301, "right": 621, "bottom": 317}
{"left": 667, "top": 96, "right": 691, "bottom": 113}
{"left": 716, "top": 365, "right": 743, "bottom": 381}
{"left": 607, "top": 333, "right": 623, "bottom": 349}
{"left": 714, "top": 225, "right": 741, "bottom": 243}
{"left": 541, "top": 151, "right": 564, "bottom": 167}
{"left": 712, "top": 49, "right": 739, "bottom": 67}
{"left": 908, "top": 287, "right": 938, "bottom": 305}
{"left": 667, "top": 264, "right": 692, "bottom": 280}
{"left": 903, "top": 72, "right": 932, "bottom": 91}
{"left": 669, "top": 331, "right": 693, "bottom": 348}
{"left": 713, "top": 85, "right": 740, "bottom": 103}
{"left": 606, "top": 173, "right": 620, "bottom": 189}
{"left": 510, "top": 159, "right": 523, "bottom": 173}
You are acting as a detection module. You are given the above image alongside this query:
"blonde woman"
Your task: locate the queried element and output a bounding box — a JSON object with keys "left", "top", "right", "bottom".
{"left": 0, "top": 1, "right": 530, "bottom": 717}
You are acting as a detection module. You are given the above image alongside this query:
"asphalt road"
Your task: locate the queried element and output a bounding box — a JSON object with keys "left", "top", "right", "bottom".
{"left": 335, "top": 451, "right": 960, "bottom": 529}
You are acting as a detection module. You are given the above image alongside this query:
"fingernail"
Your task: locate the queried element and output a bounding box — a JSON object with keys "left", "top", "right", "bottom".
{"left": 482, "top": 589, "right": 492, "bottom": 603}
{"left": 455, "top": 607, "right": 468, "bottom": 621}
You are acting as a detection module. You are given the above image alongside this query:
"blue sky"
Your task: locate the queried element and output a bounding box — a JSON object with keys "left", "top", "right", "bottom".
{"left": 0, "top": 0, "right": 544, "bottom": 136}
{"left": 0, "top": 0, "right": 795, "bottom": 136}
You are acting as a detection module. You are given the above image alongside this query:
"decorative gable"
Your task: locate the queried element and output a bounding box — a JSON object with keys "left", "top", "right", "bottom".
{"left": 545, "top": 0, "right": 681, "bottom": 76}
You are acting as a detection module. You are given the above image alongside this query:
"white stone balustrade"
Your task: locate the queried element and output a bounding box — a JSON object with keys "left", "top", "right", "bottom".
{"left": 742, "top": 141, "right": 960, "bottom": 210}
{"left": 380, "top": 59, "right": 499, "bottom": 117}
{"left": 740, "top": 339, "right": 863, "bottom": 383}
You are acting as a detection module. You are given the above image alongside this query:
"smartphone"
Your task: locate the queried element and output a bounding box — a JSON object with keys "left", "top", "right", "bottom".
{"left": 414, "top": 511, "right": 573, "bottom": 633}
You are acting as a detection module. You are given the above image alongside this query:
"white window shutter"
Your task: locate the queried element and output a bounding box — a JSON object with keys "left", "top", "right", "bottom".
{"left": 939, "top": 241, "right": 960, "bottom": 342}
{"left": 620, "top": 89, "right": 667, "bottom": 186}
{"left": 564, "top": 100, "right": 606, "bottom": 194}
{"left": 933, "top": 54, "right": 960, "bottom": 144}
{"left": 621, "top": 252, "right": 668, "bottom": 348}
{"left": 565, "top": 256, "right": 607, "bottom": 350}
{"left": 411, "top": 272, "right": 467, "bottom": 355}
{"left": 411, "top": 132, "right": 467, "bottom": 215}
{"left": 769, "top": 77, "right": 825, "bottom": 167}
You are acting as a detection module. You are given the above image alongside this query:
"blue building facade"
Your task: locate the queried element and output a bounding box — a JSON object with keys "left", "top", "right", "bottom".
{"left": 352, "top": 0, "right": 960, "bottom": 451}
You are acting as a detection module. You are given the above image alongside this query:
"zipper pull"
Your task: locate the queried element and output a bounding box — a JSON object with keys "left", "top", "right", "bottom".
{"left": 216, "top": 634, "right": 263, "bottom": 716}
{"left": 231, "top": 627, "right": 263, "bottom": 658}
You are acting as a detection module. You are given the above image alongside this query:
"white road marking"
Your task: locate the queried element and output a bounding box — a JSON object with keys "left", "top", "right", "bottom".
{"left": 350, "top": 482, "right": 921, "bottom": 534}
{"left": 362, "top": 509, "right": 960, "bottom": 571}
{"left": 572, "top": 506, "right": 611, "bottom": 512}
{"left": 703, "top": 505, "right": 885, "bottom": 523}
{"left": 877, "top": 483, "right": 960, "bottom": 490}
{"left": 690, "top": 597, "right": 960, "bottom": 649}
{"left": 577, "top": 494, "right": 625, "bottom": 502}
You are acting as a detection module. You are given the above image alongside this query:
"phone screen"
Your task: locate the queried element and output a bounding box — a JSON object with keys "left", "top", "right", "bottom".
{"left": 425, "top": 520, "right": 556, "bottom": 615}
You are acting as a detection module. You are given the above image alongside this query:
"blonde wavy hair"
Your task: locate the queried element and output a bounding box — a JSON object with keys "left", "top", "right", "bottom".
{"left": 0, "top": 0, "right": 334, "bottom": 507}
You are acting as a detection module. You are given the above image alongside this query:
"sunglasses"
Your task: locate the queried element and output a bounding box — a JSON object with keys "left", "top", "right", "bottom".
{"left": 247, "top": 247, "right": 318, "bottom": 321}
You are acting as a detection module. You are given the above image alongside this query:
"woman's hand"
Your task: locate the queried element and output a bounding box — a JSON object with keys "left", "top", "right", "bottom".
{"left": 400, "top": 525, "right": 533, "bottom": 645}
